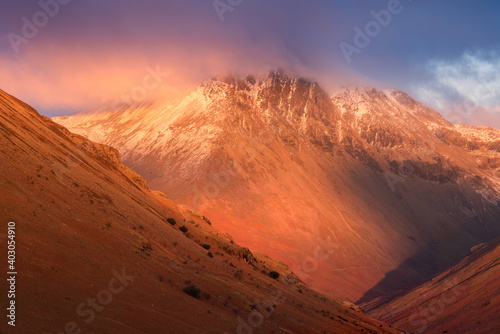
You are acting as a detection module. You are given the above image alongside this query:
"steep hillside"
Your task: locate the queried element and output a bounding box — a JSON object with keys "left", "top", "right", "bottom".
{"left": 364, "top": 237, "right": 500, "bottom": 334}
{"left": 54, "top": 71, "right": 500, "bottom": 302}
{"left": 0, "top": 88, "right": 400, "bottom": 333}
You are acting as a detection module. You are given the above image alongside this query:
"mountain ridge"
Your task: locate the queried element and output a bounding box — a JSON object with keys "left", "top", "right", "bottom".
{"left": 365, "top": 236, "right": 500, "bottom": 333}
{"left": 53, "top": 71, "right": 500, "bottom": 302}
{"left": 1, "top": 87, "right": 404, "bottom": 333}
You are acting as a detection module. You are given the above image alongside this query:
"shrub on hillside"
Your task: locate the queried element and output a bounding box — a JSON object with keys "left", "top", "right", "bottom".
{"left": 167, "top": 218, "right": 176, "bottom": 226}
{"left": 202, "top": 216, "right": 212, "bottom": 225}
{"left": 182, "top": 285, "right": 201, "bottom": 299}
{"left": 179, "top": 225, "right": 188, "bottom": 233}
{"left": 269, "top": 271, "right": 280, "bottom": 279}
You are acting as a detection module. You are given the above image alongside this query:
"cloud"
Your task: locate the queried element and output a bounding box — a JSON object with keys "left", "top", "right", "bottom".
{"left": 432, "top": 52, "right": 500, "bottom": 106}
{"left": 413, "top": 51, "right": 500, "bottom": 129}
{"left": 0, "top": 38, "right": 318, "bottom": 115}
{"left": 0, "top": 0, "right": 371, "bottom": 116}
{"left": 2, "top": 0, "right": 497, "bottom": 128}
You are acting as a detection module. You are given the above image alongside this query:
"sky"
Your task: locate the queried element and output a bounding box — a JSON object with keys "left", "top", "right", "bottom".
{"left": 0, "top": 0, "right": 499, "bottom": 128}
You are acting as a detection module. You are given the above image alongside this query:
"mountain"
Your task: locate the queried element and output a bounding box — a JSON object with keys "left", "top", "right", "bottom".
{"left": 0, "top": 88, "right": 401, "bottom": 333}
{"left": 364, "top": 237, "right": 500, "bottom": 334}
{"left": 53, "top": 71, "right": 500, "bottom": 302}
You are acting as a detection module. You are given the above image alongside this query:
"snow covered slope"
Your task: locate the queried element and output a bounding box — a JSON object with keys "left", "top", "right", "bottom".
{"left": 54, "top": 71, "right": 500, "bottom": 301}
{"left": 1, "top": 88, "right": 406, "bottom": 333}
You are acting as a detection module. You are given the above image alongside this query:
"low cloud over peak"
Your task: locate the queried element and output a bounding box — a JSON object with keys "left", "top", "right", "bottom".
{"left": 413, "top": 51, "right": 500, "bottom": 128}
{"left": 0, "top": 0, "right": 499, "bottom": 128}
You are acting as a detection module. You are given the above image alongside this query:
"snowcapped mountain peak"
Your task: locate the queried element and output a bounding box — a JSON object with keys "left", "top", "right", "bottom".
{"left": 53, "top": 73, "right": 500, "bottom": 301}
